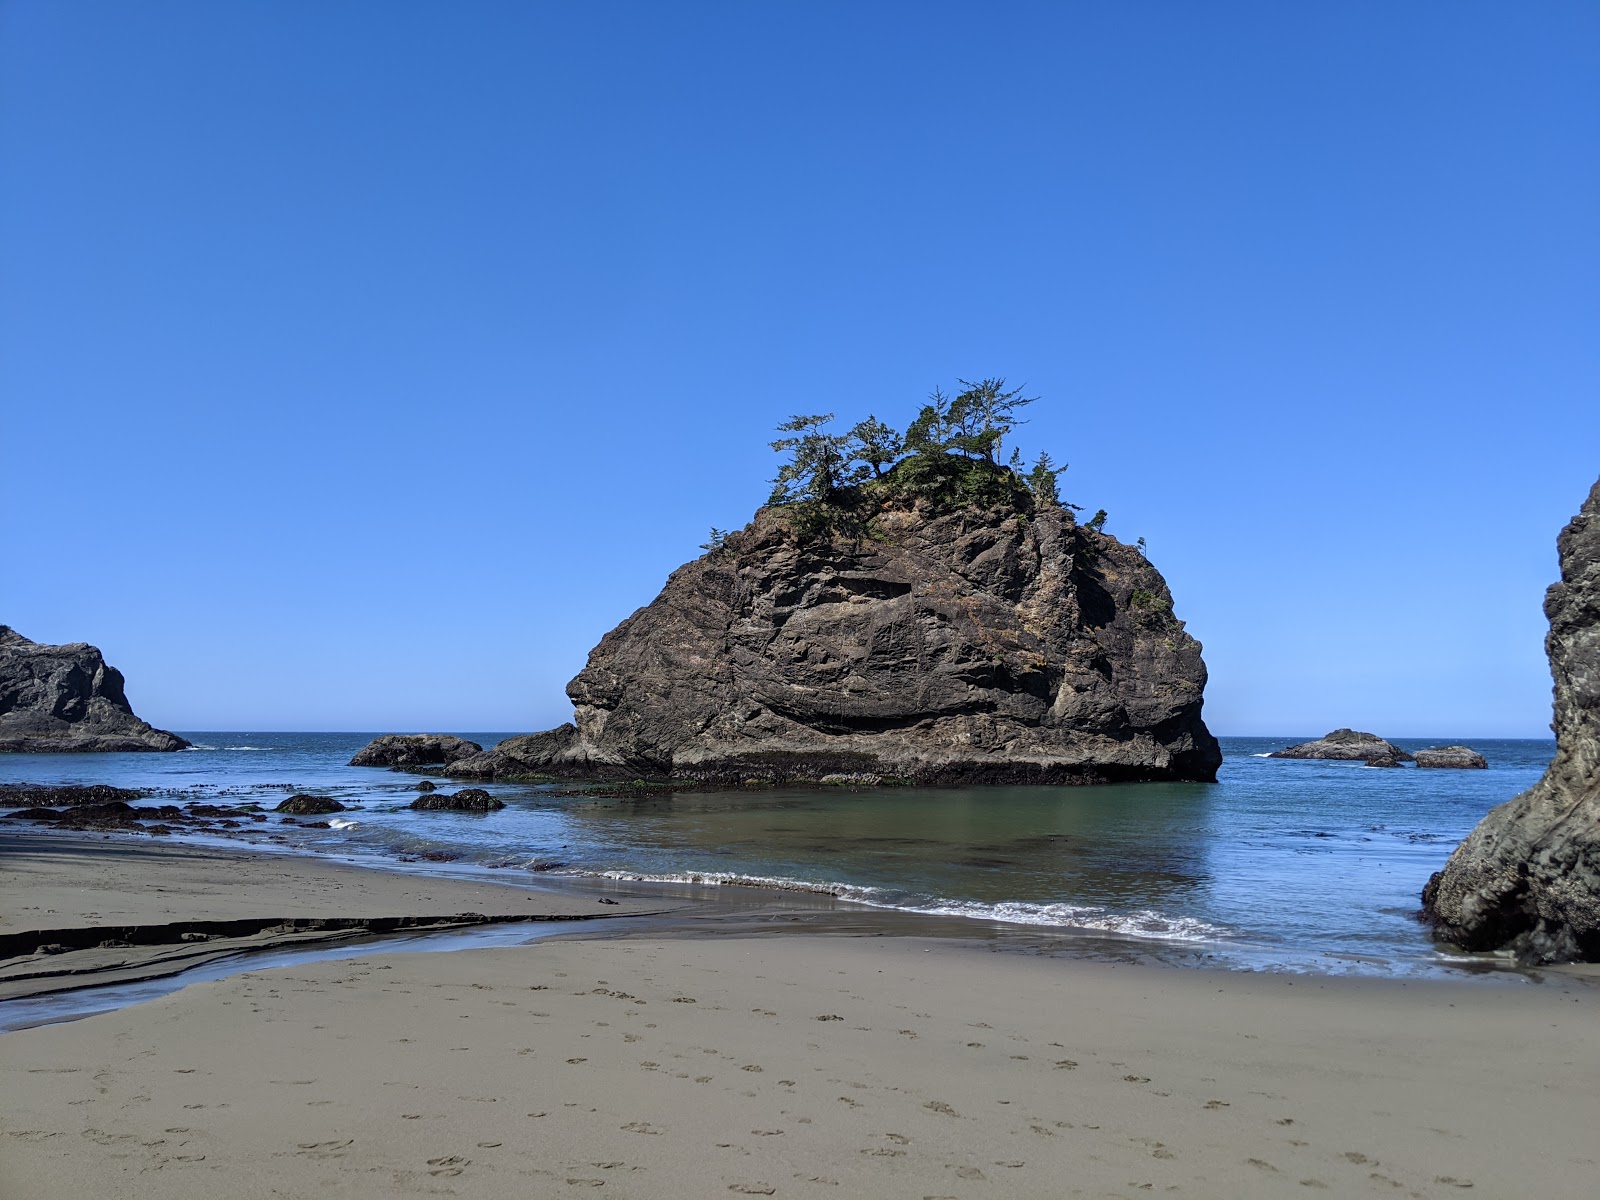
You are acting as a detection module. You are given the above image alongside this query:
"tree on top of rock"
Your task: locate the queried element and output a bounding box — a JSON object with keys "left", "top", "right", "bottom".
{"left": 947, "top": 377, "right": 1034, "bottom": 463}
{"left": 847, "top": 416, "right": 903, "bottom": 477}
{"left": 768, "top": 414, "right": 862, "bottom": 505}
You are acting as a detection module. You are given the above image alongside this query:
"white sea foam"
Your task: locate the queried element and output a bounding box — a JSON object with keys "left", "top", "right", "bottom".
{"left": 1251, "top": 753, "right": 1273, "bottom": 757}
{"left": 328, "top": 818, "right": 359, "bottom": 830}
{"left": 579, "top": 869, "right": 1228, "bottom": 943}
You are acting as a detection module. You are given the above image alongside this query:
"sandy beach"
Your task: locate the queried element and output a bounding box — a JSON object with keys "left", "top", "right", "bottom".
{"left": 1, "top": 835, "right": 1596, "bottom": 1198}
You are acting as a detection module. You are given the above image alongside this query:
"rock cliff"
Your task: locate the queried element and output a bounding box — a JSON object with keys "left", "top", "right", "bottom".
{"left": 0, "top": 627, "right": 188, "bottom": 753}
{"left": 1422, "top": 478, "right": 1600, "bottom": 964}
{"left": 448, "top": 495, "right": 1220, "bottom": 786}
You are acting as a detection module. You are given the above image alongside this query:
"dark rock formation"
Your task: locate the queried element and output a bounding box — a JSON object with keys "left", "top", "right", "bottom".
{"left": 409, "top": 788, "right": 504, "bottom": 813}
{"left": 414, "top": 780, "right": 437, "bottom": 793}
{"left": 349, "top": 734, "right": 483, "bottom": 768}
{"left": 274, "top": 794, "right": 346, "bottom": 815}
{"left": 0, "top": 627, "right": 188, "bottom": 753}
{"left": 1269, "top": 729, "right": 1414, "bottom": 764}
{"left": 0, "top": 784, "right": 144, "bottom": 807}
{"left": 1363, "top": 754, "right": 1402, "bottom": 768}
{"left": 1414, "top": 746, "right": 1488, "bottom": 770}
{"left": 447, "top": 497, "right": 1220, "bottom": 786}
{"left": 1423, "top": 478, "right": 1600, "bottom": 964}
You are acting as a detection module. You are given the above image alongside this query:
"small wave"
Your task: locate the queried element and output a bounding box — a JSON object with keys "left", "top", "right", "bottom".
{"left": 577, "top": 869, "right": 1228, "bottom": 943}
{"left": 182, "top": 745, "right": 217, "bottom": 752}
{"left": 328, "top": 818, "right": 359, "bottom": 831}
{"left": 221, "top": 746, "right": 277, "bottom": 751}
{"left": 1251, "top": 753, "right": 1273, "bottom": 758}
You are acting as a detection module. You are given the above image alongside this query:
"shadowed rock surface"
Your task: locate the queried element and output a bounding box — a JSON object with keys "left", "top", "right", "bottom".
{"left": 1269, "top": 729, "right": 1413, "bottom": 763}
{"left": 349, "top": 734, "right": 483, "bottom": 768}
{"left": 1414, "top": 746, "right": 1488, "bottom": 770}
{"left": 447, "top": 497, "right": 1220, "bottom": 786}
{"left": 1423, "top": 478, "right": 1600, "bottom": 964}
{"left": 0, "top": 627, "right": 188, "bottom": 753}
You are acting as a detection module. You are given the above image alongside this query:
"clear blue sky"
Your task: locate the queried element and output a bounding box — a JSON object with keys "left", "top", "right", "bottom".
{"left": 3, "top": 2, "right": 1595, "bottom": 738}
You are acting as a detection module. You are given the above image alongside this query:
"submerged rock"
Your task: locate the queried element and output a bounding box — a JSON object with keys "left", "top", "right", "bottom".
{"left": 1423, "top": 478, "right": 1600, "bottom": 964}
{"left": 409, "top": 788, "right": 505, "bottom": 813}
{"left": 0, "top": 627, "right": 188, "bottom": 753}
{"left": 1414, "top": 746, "right": 1488, "bottom": 770}
{"left": 447, "top": 495, "right": 1220, "bottom": 786}
{"left": 348, "top": 734, "right": 483, "bottom": 768}
{"left": 274, "top": 794, "right": 346, "bottom": 815}
{"left": 1269, "top": 729, "right": 1414, "bottom": 764}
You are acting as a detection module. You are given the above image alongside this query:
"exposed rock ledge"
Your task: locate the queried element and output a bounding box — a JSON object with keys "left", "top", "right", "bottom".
{"left": 446, "top": 499, "right": 1220, "bottom": 787}
{"left": 1423, "top": 478, "right": 1600, "bottom": 964}
{"left": 0, "top": 627, "right": 188, "bottom": 753}
{"left": 1268, "top": 729, "right": 1413, "bottom": 763}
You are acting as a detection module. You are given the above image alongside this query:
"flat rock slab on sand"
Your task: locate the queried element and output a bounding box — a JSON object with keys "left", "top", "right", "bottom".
{"left": 3, "top": 935, "right": 1596, "bottom": 1199}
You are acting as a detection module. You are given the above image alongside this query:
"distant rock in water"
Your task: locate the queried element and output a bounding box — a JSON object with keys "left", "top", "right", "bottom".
{"left": 274, "top": 794, "right": 346, "bottom": 815}
{"left": 410, "top": 788, "right": 504, "bottom": 813}
{"left": 1424, "top": 478, "right": 1600, "bottom": 964}
{"left": 447, "top": 492, "right": 1220, "bottom": 786}
{"left": 349, "top": 734, "right": 483, "bottom": 768}
{"left": 1269, "top": 729, "right": 1413, "bottom": 764}
{"left": 0, "top": 627, "right": 188, "bottom": 753}
{"left": 1414, "top": 746, "right": 1488, "bottom": 770}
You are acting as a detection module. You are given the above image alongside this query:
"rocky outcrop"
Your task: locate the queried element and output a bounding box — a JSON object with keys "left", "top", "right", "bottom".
{"left": 1269, "top": 729, "right": 1413, "bottom": 763}
{"left": 447, "top": 496, "right": 1220, "bottom": 786}
{"left": 349, "top": 734, "right": 482, "bottom": 768}
{"left": 1414, "top": 746, "right": 1488, "bottom": 770}
{"left": 1423, "top": 478, "right": 1600, "bottom": 964}
{"left": 274, "top": 795, "right": 346, "bottom": 815}
{"left": 409, "top": 789, "right": 504, "bottom": 812}
{"left": 0, "top": 627, "right": 188, "bottom": 753}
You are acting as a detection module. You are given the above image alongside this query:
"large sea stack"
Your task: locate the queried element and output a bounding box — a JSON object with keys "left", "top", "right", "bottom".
{"left": 448, "top": 482, "right": 1220, "bottom": 787}
{"left": 1422, "top": 477, "right": 1600, "bottom": 964}
{"left": 0, "top": 626, "right": 189, "bottom": 753}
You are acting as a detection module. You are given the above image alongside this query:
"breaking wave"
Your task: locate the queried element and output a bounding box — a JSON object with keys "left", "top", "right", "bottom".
{"left": 577, "top": 869, "right": 1229, "bottom": 943}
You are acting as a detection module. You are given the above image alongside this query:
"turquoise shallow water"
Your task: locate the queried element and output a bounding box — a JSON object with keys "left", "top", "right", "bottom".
{"left": 0, "top": 733, "right": 1554, "bottom": 975}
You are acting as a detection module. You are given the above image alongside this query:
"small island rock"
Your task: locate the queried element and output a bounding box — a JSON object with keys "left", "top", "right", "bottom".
{"left": 275, "top": 794, "right": 346, "bottom": 815}
{"left": 446, "top": 493, "right": 1220, "bottom": 787}
{"left": 349, "top": 734, "right": 483, "bottom": 768}
{"left": 1414, "top": 746, "right": 1488, "bottom": 770}
{"left": 1269, "top": 729, "right": 1414, "bottom": 764}
{"left": 1423, "top": 478, "right": 1600, "bottom": 964}
{"left": 409, "top": 789, "right": 505, "bottom": 813}
{"left": 0, "top": 627, "right": 188, "bottom": 753}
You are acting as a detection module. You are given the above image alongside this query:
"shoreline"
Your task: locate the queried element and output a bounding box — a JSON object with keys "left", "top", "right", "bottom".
{"left": 6, "top": 828, "right": 1600, "bottom": 1197}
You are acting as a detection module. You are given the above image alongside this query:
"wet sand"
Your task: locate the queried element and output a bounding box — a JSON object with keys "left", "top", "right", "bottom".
{"left": 3, "top": 834, "right": 1599, "bottom": 1198}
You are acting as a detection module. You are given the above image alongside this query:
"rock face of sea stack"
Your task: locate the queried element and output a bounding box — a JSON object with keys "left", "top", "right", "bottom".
{"left": 1269, "top": 729, "right": 1413, "bottom": 763}
{"left": 0, "top": 627, "right": 188, "bottom": 753}
{"left": 1423, "top": 478, "right": 1600, "bottom": 964}
{"left": 446, "top": 498, "right": 1221, "bottom": 786}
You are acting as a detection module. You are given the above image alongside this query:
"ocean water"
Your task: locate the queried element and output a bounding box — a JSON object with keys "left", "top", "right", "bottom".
{"left": 0, "top": 733, "right": 1555, "bottom": 976}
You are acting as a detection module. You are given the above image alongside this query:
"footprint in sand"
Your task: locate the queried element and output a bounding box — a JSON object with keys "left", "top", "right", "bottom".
{"left": 1054, "top": 1060, "right": 1078, "bottom": 1070}
{"left": 1122, "top": 1075, "right": 1151, "bottom": 1084}
{"left": 923, "top": 1101, "right": 958, "bottom": 1117}
{"left": 728, "top": 1185, "right": 775, "bottom": 1195}
{"left": 1434, "top": 1177, "right": 1474, "bottom": 1189}
{"left": 1203, "top": 1100, "right": 1230, "bottom": 1110}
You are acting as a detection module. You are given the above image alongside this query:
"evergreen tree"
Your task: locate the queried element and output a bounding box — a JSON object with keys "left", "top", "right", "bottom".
{"left": 847, "top": 416, "right": 903, "bottom": 477}
{"left": 903, "top": 388, "right": 954, "bottom": 456}
{"left": 1027, "top": 452, "right": 1061, "bottom": 507}
{"left": 769, "top": 414, "right": 860, "bottom": 505}
{"left": 947, "top": 377, "right": 1035, "bottom": 463}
